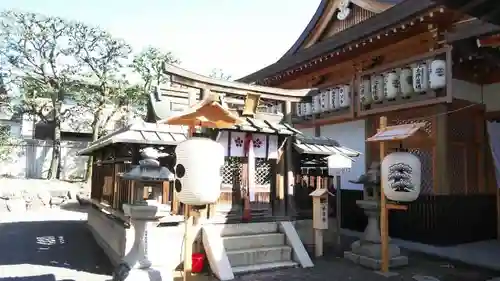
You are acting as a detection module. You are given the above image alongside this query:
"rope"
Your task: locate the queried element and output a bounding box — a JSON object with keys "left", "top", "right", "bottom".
{"left": 404, "top": 103, "right": 479, "bottom": 122}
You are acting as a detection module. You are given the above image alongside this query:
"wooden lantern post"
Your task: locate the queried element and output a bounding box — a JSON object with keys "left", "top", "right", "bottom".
{"left": 159, "top": 92, "right": 243, "bottom": 281}
{"left": 366, "top": 116, "right": 429, "bottom": 273}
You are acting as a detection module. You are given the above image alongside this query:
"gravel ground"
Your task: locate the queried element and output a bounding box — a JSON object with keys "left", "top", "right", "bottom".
{"left": 0, "top": 206, "right": 498, "bottom": 281}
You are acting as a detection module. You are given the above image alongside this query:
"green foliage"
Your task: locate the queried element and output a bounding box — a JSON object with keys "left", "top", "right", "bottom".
{"left": 131, "top": 46, "right": 180, "bottom": 91}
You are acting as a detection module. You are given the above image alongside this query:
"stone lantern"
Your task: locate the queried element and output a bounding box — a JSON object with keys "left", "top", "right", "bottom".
{"left": 113, "top": 146, "right": 174, "bottom": 281}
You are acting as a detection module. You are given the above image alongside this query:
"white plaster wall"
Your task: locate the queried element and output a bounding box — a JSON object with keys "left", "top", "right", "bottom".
{"left": 482, "top": 83, "right": 500, "bottom": 112}
{"left": 452, "top": 79, "right": 500, "bottom": 112}
{"left": 297, "top": 127, "right": 315, "bottom": 137}
{"left": 320, "top": 120, "right": 365, "bottom": 190}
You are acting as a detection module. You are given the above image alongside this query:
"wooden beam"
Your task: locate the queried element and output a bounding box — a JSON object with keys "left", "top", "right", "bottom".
{"left": 433, "top": 104, "right": 450, "bottom": 194}
{"left": 163, "top": 63, "right": 312, "bottom": 102}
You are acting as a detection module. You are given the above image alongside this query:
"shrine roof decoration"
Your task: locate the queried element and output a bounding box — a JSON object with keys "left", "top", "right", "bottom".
{"left": 237, "top": 0, "right": 443, "bottom": 84}
{"left": 78, "top": 122, "right": 188, "bottom": 156}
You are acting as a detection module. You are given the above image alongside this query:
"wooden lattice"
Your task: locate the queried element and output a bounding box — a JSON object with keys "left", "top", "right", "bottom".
{"left": 393, "top": 118, "right": 434, "bottom": 194}
{"left": 447, "top": 106, "right": 480, "bottom": 194}
{"left": 221, "top": 157, "right": 271, "bottom": 186}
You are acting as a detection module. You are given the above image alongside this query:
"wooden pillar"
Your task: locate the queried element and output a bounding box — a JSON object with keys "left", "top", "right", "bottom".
{"left": 433, "top": 104, "right": 450, "bottom": 194}
{"left": 162, "top": 181, "right": 170, "bottom": 205}
{"left": 276, "top": 142, "right": 286, "bottom": 215}
{"left": 285, "top": 101, "right": 295, "bottom": 217}
{"left": 475, "top": 110, "right": 486, "bottom": 193}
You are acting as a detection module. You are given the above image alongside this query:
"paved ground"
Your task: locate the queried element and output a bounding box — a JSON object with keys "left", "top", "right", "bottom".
{"left": 0, "top": 209, "right": 113, "bottom": 281}
{"left": 0, "top": 206, "right": 498, "bottom": 281}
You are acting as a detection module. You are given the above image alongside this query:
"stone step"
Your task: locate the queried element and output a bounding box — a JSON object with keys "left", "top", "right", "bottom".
{"left": 213, "top": 222, "right": 278, "bottom": 237}
{"left": 232, "top": 261, "right": 298, "bottom": 274}
{"left": 223, "top": 233, "right": 285, "bottom": 251}
{"left": 227, "top": 245, "right": 292, "bottom": 267}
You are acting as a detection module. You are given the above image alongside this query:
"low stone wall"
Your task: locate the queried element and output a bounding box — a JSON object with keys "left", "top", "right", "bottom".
{"left": 88, "top": 206, "right": 338, "bottom": 272}
{"left": 87, "top": 207, "right": 133, "bottom": 266}
{"left": 0, "top": 178, "right": 87, "bottom": 212}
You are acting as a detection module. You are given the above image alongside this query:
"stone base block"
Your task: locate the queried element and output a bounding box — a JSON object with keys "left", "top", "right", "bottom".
{"left": 344, "top": 251, "right": 408, "bottom": 270}
{"left": 122, "top": 268, "right": 172, "bottom": 281}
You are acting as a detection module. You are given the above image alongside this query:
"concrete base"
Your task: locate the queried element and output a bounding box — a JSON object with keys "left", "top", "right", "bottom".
{"left": 344, "top": 251, "right": 408, "bottom": 270}
{"left": 121, "top": 268, "right": 172, "bottom": 281}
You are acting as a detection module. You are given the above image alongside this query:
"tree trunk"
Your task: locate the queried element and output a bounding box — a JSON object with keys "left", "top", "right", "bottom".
{"left": 47, "top": 102, "right": 62, "bottom": 180}
{"left": 84, "top": 113, "right": 101, "bottom": 182}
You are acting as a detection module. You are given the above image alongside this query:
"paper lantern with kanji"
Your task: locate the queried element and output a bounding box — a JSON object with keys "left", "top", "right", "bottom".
{"left": 174, "top": 137, "right": 225, "bottom": 205}
{"left": 381, "top": 152, "right": 421, "bottom": 202}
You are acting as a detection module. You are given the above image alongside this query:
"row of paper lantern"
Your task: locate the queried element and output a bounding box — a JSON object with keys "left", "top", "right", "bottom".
{"left": 296, "top": 84, "right": 352, "bottom": 116}
{"left": 360, "top": 59, "right": 446, "bottom": 105}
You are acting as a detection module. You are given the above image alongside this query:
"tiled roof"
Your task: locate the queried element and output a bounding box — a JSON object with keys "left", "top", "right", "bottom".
{"left": 293, "top": 134, "right": 361, "bottom": 157}
{"left": 78, "top": 122, "right": 188, "bottom": 156}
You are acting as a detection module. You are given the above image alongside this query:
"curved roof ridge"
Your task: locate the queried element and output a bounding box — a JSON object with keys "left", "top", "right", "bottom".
{"left": 279, "top": 0, "right": 330, "bottom": 60}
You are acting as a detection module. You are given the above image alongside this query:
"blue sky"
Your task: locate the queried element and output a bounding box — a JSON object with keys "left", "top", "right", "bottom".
{"left": 0, "top": 0, "right": 320, "bottom": 79}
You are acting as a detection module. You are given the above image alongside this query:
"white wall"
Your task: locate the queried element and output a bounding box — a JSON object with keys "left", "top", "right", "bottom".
{"left": 320, "top": 120, "right": 365, "bottom": 190}
{"left": 452, "top": 79, "right": 500, "bottom": 112}
{"left": 297, "top": 127, "right": 315, "bottom": 137}
{"left": 0, "top": 139, "right": 89, "bottom": 179}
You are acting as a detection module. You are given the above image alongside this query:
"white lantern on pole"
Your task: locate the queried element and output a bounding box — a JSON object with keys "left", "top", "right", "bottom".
{"left": 381, "top": 152, "right": 421, "bottom": 202}
{"left": 174, "top": 137, "right": 225, "bottom": 205}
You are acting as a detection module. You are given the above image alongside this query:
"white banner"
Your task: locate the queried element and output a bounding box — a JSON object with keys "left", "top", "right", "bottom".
{"left": 487, "top": 121, "right": 500, "bottom": 188}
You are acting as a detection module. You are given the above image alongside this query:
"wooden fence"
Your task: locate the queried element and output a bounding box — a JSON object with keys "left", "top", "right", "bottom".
{"left": 293, "top": 171, "right": 496, "bottom": 245}
{"left": 337, "top": 190, "right": 497, "bottom": 245}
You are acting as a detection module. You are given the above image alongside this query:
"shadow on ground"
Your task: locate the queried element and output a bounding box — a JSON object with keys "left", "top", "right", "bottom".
{"left": 0, "top": 220, "right": 113, "bottom": 276}
{"left": 59, "top": 202, "right": 89, "bottom": 214}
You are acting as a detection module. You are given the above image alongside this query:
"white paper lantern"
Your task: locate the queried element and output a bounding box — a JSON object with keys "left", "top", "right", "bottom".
{"left": 381, "top": 152, "right": 421, "bottom": 202}
{"left": 301, "top": 103, "right": 308, "bottom": 116}
{"left": 359, "top": 78, "right": 372, "bottom": 105}
{"left": 304, "top": 103, "right": 312, "bottom": 115}
{"left": 174, "top": 138, "right": 225, "bottom": 205}
{"left": 371, "top": 75, "right": 384, "bottom": 103}
{"left": 329, "top": 87, "right": 340, "bottom": 110}
{"left": 312, "top": 94, "right": 321, "bottom": 113}
{"left": 320, "top": 90, "right": 329, "bottom": 112}
{"left": 295, "top": 102, "right": 302, "bottom": 117}
{"left": 429, "top": 59, "right": 446, "bottom": 89}
{"left": 338, "top": 84, "right": 351, "bottom": 108}
{"left": 399, "top": 67, "right": 413, "bottom": 97}
{"left": 412, "top": 62, "right": 429, "bottom": 93}
{"left": 383, "top": 71, "right": 399, "bottom": 100}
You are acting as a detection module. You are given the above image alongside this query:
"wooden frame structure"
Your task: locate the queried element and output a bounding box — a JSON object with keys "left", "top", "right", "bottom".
{"left": 239, "top": 0, "right": 500, "bottom": 245}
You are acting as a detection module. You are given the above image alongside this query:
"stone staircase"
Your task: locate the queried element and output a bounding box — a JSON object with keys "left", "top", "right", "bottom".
{"left": 219, "top": 222, "right": 299, "bottom": 274}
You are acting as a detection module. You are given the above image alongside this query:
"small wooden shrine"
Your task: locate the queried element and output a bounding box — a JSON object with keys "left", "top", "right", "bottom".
{"left": 78, "top": 122, "right": 188, "bottom": 217}
{"left": 239, "top": 0, "right": 500, "bottom": 245}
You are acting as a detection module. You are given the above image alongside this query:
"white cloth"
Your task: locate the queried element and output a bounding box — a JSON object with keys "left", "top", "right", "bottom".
{"left": 252, "top": 133, "right": 267, "bottom": 158}
{"left": 487, "top": 121, "right": 500, "bottom": 188}
{"left": 267, "top": 135, "right": 279, "bottom": 159}
{"left": 248, "top": 139, "right": 256, "bottom": 202}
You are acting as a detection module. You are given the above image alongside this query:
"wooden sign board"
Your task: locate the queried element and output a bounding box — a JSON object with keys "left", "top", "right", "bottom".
{"left": 366, "top": 122, "right": 429, "bottom": 143}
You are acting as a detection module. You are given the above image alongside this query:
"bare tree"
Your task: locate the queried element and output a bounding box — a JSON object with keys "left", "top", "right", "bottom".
{"left": 209, "top": 68, "right": 232, "bottom": 81}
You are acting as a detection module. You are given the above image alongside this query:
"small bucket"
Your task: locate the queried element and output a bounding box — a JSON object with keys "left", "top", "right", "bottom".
{"left": 192, "top": 253, "right": 205, "bottom": 273}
